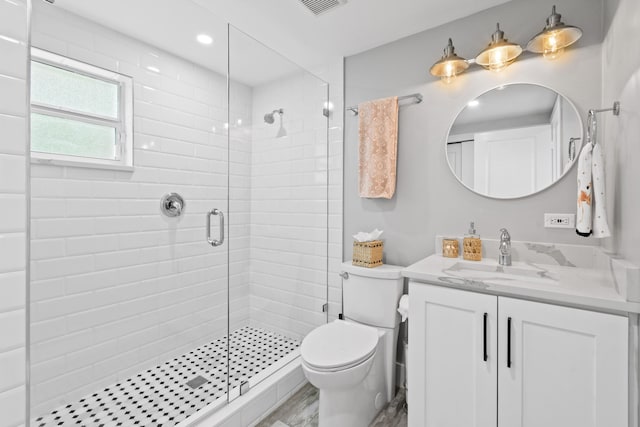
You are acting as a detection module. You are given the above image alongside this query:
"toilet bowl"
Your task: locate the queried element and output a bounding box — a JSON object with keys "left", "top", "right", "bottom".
{"left": 301, "top": 320, "right": 387, "bottom": 427}
{"left": 300, "top": 262, "right": 405, "bottom": 427}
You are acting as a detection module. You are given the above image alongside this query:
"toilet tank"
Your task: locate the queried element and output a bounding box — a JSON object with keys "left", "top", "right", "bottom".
{"left": 341, "top": 261, "right": 405, "bottom": 328}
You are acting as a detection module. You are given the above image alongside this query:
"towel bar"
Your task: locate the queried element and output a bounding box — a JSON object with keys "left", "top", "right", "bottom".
{"left": 347, "top": 93, "right": 423, "bottom": 115}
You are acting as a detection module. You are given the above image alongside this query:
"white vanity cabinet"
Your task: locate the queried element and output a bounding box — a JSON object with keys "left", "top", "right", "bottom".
{"left": 408, "top": 282, "right": 629, "bottom": 427}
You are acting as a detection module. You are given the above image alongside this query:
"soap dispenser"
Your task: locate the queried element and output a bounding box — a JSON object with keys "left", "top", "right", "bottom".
{"left": 463, "top": 222, "right": 482, "bottom": 261}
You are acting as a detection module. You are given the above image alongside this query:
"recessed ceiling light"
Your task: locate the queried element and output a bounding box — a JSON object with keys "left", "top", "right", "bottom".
{"left": 197, "top": 34, "right": 213, "bottom": 45}
{"left": 467, "top": 100, "right": 480, "bottom": 107}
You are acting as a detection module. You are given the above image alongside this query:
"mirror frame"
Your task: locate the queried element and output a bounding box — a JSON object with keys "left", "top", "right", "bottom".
{"left": 445, "top": 82, "right": 584, "bottom": 200}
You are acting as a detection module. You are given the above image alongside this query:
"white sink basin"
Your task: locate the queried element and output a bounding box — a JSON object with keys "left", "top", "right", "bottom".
{"left": 444, "top": 261, "right": 558, "bottom": 284}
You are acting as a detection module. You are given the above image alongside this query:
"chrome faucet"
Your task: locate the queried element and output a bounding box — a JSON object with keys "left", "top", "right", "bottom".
{"left": 498, "top": 228, "right": 512, "bottom": 266}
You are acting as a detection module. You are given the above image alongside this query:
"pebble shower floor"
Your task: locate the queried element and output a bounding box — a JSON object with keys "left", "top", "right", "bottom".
{"left": 33, "top": 327, "right": 300, "bottom": 426}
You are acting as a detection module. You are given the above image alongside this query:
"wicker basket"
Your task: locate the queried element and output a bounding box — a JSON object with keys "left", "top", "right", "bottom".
{"left": 353, "top": 240, "right": 383, "bottom": 268}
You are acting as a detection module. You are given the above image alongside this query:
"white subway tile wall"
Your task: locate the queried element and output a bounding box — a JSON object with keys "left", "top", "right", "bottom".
{"left": 0, "top": 0, "right": 28, "bottom": 425}
{"left": 247, "top": 72, "right": 330, "bottom": 339}
{"left": 29, "top": 4, "right": 248, "bottom": 416}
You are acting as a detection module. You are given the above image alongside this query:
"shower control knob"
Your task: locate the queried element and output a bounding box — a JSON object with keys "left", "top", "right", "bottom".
{"left": 161, "top": 193, "right": 185, "bottom": 217}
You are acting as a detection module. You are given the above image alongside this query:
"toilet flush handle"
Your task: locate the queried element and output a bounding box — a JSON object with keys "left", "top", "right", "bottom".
{"left": 339, "top": 272, "right": 349, "bottom": 280}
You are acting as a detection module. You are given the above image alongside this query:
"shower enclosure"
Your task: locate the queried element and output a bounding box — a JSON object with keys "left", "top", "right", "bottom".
{"left": 28, "top": 1, "right": 329, "bottom": 425}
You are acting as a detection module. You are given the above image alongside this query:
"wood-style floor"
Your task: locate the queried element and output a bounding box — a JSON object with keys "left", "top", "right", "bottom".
{"left": 256, "top": 383, "right": 408, "bottom": 427}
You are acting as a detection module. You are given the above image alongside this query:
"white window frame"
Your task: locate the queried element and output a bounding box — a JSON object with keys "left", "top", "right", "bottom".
{"left": 30, "top": 48, "right": 134, "bottom": 171}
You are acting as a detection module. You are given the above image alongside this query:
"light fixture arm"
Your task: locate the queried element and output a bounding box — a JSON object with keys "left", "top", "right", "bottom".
{"left": 545, "top": 5, "right": 564, "bottom": 29}
{"left": 443, "top": 38, "right": 456, "bottom": 57}
{"left": 490, "top": 23, "right": 505, "bottom": 44}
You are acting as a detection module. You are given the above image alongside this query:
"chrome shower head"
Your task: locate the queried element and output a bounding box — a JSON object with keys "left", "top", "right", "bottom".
{"left": 264, "top": 113, "right": 275, "bottom": 124}
{"left": 264, "top": 108, "right": 283, "bottom": 124}
{"left": 264, "top": 108, "right": 286, "bottom": 138}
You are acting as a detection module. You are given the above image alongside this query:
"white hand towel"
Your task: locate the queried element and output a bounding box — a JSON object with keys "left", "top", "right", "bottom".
{"left": 591, "top": 144, "right": 611, "bottom": 238}
{"left": 576, "top": 143, "right": 593, "bottom": 236}
{"left": 576, "top": 143, "right": 611, "bottom": 238}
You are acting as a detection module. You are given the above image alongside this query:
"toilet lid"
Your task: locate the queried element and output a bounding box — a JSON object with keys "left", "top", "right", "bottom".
{"left": 301, "top": 320, "right": 378, "bottom": 371}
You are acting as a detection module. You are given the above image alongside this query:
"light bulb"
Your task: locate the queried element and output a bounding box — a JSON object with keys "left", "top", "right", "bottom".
{"left": 440, "top": 62, "right": 457, "bottom": 84}
{"left": 542, "top": 31, "right": 565, "bottom": 60}
{"left": 488, "top": 48, "right": 508, "bottom": 72}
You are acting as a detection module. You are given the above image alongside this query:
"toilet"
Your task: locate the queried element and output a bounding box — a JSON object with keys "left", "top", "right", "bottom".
{"left": 301, "top": 262, "right": 404, "bottom": 427}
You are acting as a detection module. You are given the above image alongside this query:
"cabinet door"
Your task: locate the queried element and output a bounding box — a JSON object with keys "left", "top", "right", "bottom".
{"left": 409, "top": 283, "right": 497, "bottom": 427}
{"left": 498, "top": 297, "right": 628, "bottom": 427}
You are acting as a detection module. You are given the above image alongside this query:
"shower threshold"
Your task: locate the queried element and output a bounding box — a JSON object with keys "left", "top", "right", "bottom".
{"left": 32, "top": 326, "right": 300, "bottom": 426}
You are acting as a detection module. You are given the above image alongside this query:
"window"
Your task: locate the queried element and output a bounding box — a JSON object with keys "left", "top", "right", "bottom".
{"left": 30, "top": 48, "right": 133, "bottom": 169}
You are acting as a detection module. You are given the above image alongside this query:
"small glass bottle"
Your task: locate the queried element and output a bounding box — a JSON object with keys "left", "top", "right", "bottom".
{"left": 463, "top": 222, "right": 482, "bottom": 261}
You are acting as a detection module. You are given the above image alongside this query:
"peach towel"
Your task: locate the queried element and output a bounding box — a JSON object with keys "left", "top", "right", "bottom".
{"left": 358, "top": 96, "right": 399, "bottom": 199}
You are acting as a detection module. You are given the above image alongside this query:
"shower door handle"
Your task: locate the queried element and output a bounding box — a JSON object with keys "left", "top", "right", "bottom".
{"left": 206, "top": 209, "right": 224, "bottom": 247}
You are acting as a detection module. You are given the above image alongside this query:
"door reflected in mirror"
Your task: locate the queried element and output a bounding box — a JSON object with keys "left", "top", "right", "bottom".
{"left": 446, "top": 83, "right": 583, "bottom": 199}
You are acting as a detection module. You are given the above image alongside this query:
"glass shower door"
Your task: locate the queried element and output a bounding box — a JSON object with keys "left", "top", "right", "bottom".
{"left": 226, "top": 25, "right": 330, "bottom": 400}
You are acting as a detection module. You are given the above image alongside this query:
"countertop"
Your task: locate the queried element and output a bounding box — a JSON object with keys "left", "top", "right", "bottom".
{"left": 403, "top": 255, "right": 640, "bottom": 314}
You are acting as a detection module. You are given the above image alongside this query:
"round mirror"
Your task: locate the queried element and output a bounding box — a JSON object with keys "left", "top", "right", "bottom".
{"left": 446, "top": 83, "right": 583, "bottom": 199}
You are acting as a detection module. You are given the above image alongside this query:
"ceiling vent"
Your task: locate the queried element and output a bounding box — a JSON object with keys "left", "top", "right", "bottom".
{"left": 299, "top": 0, "right": 347, "bottom": 16}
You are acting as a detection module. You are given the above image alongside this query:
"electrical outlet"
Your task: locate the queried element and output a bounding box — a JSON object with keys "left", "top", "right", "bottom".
{"left": 544, "top": 213, "right": 575, "bottom": 229}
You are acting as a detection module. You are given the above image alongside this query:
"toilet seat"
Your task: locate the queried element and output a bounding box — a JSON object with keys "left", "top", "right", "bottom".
{"left": 301, "top": 320, "right": 379, "bottom": 372}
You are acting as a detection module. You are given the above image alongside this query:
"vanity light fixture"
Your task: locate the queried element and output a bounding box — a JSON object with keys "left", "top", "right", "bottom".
{"left": 429, "top": 38, "right": 469, "bottom": 84}
{"left": 475, "top": 23, "right": 522, "bottom": 72}
{"left": 526, "top": 5, "right": 583, "bottom": 60}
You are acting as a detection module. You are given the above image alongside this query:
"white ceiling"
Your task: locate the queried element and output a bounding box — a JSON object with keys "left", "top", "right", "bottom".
{"left": 193, "top": 0, "right": 513, "bottom": 69}
{"left": 53, "top": 0, "right": 513, "bottom": 86}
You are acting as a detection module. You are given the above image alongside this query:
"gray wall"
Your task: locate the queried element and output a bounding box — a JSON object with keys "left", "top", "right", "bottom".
{"left": 344, "top": 0, "right": 604, "bottom": 266}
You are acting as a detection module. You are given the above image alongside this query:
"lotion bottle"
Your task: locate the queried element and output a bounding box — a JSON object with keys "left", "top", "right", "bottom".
{"left": 463, "top": 222, "right": 482, "bottom": 261}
